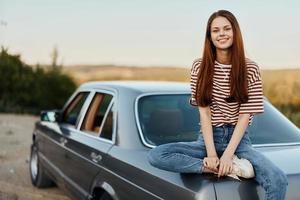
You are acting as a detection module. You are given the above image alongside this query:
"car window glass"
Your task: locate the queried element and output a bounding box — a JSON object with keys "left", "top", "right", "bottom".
{"left": 137, "top": 94, "right": 300, "bottom": 146}
{"left": 80, "top": 93, "right": 113, "bottom": 137}
{"left": 138, "top": 94, "right": 200, "bottom": 146}
{"left": 100, "top": 108, "right": 113, "bottom": 140}
{"left": 62, "top": 92, "right": 89, "bottom": 126}
{"left": 247, "top": 101, "right": 300, "bottom": 144}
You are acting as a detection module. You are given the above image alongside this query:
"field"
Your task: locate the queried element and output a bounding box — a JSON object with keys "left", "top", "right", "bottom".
{"left": 63, "top": 65, "right": 189, "bottom": 83}
{"left": 64, "top": 65, "right": 300, "bottom": 127}
{"left": 262, "top": 69, "right": 300, "bottom": 106}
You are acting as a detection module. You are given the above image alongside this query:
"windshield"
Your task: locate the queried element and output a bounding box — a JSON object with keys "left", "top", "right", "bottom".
{"left": 137, "top": 94, "right": 300, "bottom": 146}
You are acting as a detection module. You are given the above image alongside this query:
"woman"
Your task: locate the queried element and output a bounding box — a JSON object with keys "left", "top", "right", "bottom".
{"left": 147, "top": 10, "right": 288, "bottom": 200}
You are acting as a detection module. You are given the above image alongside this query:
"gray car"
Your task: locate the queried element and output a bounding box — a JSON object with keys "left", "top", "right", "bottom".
{"left": 29, "top": 81, "right": 300, "bottom": 200}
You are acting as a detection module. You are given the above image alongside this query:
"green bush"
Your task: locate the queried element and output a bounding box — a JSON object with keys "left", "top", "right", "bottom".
{"left": 0, "top": 48, "right": 76, "bottom": 114}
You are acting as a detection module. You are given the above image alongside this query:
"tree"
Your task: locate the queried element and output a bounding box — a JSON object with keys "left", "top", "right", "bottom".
{"left": 50, "top": 45, "right": 62, "bottom": 71}
{"left": 0, "top": 47, "right": 76, "bottom": 114}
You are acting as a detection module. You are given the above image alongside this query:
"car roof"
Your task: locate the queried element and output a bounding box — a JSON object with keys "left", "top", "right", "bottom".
{"left": 79, "top": 80, "right": 191, "bottom": 93}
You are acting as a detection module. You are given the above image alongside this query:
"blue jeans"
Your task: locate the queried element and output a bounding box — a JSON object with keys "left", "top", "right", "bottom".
{"left": 147, "top": 124, "right": 288, "bottom": 200}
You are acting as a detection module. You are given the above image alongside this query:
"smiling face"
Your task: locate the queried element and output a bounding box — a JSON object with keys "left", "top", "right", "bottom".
{"left": 210, "top": 16, "right": 233, "bottom": 50}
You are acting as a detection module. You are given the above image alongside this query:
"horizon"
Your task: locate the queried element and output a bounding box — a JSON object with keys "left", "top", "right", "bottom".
{"left": 63, "top": 63, "right": 300, "bottom": 71}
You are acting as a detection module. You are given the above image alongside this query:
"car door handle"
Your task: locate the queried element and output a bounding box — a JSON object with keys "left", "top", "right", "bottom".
{"left": 59, "top": 137, "right": 68, "bottom": 146}
{"left": 90, "top": 152, "right": 102, "bottom": 163}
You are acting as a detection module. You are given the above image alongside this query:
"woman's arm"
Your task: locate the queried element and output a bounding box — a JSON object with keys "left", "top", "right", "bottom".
{"left": 199, "top": 106, "right": 219, "bottom": 171}
{"left": 218, "top": 113, "right": 250, "bottom": 177}
{"left": 199, "top": 106, "right": 217, "bottom": 156}
{"left": 224, "top": 113, "right": 250, "bottom": 156}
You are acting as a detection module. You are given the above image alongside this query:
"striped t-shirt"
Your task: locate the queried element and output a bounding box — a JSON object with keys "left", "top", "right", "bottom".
{"left": 189, "top": 58, "right": 264, "bottom": 127}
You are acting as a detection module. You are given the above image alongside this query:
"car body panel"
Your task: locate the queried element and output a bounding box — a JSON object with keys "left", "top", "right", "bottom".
{"left": 213, "top": 145, "right": 300, "bottom": 200}
{"left": 35, "top": 121, "right": 67, "bottom": 190}
{"left": 106, "top": 146, "right": 216, "bottom": 200}
{"left": 60, "top": 126, "right": 113, "bottom": 200}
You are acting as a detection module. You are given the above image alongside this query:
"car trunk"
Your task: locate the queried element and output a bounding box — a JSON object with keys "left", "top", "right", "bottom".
{"left": 212, "top": 145, "right": 300, "bottom": 200}
{"left": 108, "top": 145, "right": 300, "bottom": 200}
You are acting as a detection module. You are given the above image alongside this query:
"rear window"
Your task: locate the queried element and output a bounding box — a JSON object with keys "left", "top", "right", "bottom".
{"left": 137, "top": 94, "right": 200, "bottom": 146}
{"left": 137, "top": 94, "right": 300, "bottom": 146}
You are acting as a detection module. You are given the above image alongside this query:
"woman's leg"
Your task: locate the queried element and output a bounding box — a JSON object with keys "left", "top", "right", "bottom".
{"left": 235, "top": 134, "right": 288, "bottom": 200}
{"left": 147, "top": 136, "right": 207, "bottom": 173}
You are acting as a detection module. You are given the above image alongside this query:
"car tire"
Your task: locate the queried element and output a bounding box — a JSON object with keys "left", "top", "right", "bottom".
{"left": 29, "top": 144, "right": 54, "bottom": 188}
{"left": 99, "top": 192, "right": 113, "bottom": 200}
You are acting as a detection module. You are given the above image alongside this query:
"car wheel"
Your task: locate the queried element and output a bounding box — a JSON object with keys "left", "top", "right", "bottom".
{"left": 29, "top": 144, "right": 54, "bottom": 188}
{"left": 99, "top": 192, "right": 113, "bottom": 200}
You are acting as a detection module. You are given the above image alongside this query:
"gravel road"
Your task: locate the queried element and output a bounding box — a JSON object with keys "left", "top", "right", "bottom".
{"left": 0, "top": 114, "right": 70, "bottom": 200}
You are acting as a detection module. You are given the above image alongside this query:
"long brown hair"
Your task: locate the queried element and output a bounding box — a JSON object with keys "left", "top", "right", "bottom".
{"left": 195, "top": 10, "right": 248, "bottom": 106}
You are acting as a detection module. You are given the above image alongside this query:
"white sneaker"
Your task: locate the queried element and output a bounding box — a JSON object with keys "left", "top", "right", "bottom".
{"left": 227, "top": 155, "right": 255, "bottom": 181}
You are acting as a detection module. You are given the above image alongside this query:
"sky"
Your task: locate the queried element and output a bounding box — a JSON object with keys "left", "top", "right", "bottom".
{"left": 1, "top": 0, "right": 300, "bottom": 69}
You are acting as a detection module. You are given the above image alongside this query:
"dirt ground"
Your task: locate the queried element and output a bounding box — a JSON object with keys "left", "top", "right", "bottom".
{"left": 0, "top": 114, "right": 70, "bottom": 200}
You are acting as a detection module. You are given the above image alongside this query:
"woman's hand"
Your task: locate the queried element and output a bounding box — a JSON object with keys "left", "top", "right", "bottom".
{"left": 203, "top": 156, "right": 219, "bottom": 172}
{"left": 218, "top": 153, "right": 233, "bottom": 177}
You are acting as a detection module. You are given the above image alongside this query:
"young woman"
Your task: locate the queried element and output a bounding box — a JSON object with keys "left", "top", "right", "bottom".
{"left": 148, "top": 10, "right": 288, "bottom": 200}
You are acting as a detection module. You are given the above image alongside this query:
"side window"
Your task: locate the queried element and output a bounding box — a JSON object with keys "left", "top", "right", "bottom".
{"left": 80, "top": 92, "right": 113, "bottom": 140}
{"left": 62, "top": 92, "right": 89, "bottom": 126}
{"left": 101, "top": 108, "right": 113, "bottom": 140}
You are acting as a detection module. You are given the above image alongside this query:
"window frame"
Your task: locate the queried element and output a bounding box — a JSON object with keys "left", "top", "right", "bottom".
{"left": 76, "top": 89, "right": 117, "bottom": 144}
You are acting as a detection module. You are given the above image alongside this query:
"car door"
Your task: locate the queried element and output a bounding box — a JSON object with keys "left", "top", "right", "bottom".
{"left": 61, "top": 90, "right": 116, "bottom": 200}
{"left": 37, "top": 91, "right": 90, "bottom": 189}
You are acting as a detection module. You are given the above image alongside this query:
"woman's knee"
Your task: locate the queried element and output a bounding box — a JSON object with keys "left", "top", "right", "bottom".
{"left": 147, "top": 148, "right": 158, "bottom": 166}
{"left": 147, "top": 145, "right": 168, "bottom": 166}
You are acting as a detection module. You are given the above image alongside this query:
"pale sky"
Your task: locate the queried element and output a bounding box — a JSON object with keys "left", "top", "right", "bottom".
{"left": 1, "top": 0, "right": 300, "bottom": 69}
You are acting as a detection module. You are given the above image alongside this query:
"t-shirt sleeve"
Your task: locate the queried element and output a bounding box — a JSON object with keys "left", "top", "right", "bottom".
{"left": 239, "top": 62, "right": 264, "bottom": 115}
{"left": 189, "top": 59, "right": 201, "bottom": 107}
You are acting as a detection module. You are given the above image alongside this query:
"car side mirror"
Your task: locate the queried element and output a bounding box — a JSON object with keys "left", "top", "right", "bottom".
{"left": 40, "top": 110, "right": 62, "bottom": 122}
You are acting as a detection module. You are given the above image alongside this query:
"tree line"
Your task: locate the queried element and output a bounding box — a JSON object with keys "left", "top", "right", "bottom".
{"left": 0, "top": 48, "right": 76, "bottom": 114}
